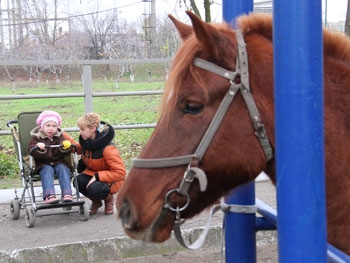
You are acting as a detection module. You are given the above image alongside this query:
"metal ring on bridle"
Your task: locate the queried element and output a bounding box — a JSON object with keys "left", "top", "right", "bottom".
{"left": 164, "top": 189, "right": 190, "bottom": 212}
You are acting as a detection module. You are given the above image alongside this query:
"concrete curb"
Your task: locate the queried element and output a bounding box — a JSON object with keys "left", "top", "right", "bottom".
{"left": 0, "top": 227, "right": 276, "bottom": 263}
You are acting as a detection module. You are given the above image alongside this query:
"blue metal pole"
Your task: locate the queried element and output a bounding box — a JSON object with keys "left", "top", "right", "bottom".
{"left": 224, "top": 183, "right": 256, "bottom": 263}
{"left": 222, "top": 2, "right": 255, "bottom": 263}
{"left": 222, "top": 0, "right": 253, "bottom": 26}
{"left": 273, "top": 0, "right": 327, "bottom": 262}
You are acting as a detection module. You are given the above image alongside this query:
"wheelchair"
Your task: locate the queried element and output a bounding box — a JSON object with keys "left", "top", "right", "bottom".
{"left": 7, "top": 111, "right": 89, "bottom": 227}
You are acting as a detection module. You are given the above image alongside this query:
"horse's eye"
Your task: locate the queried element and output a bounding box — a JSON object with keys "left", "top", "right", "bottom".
{"left": 184, "top": 102, "right": 204, "bottom": 115}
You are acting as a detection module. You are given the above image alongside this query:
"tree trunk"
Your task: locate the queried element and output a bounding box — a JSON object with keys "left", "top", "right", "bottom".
{"left": 188, "top": 0, "right": 212, "bottom": 22}
{"left": 189, "top": 0, "right": 202, "bottom": 20}
{"left": 346, "top": 0, "right": 350, "bottom": 36}
{"left": 204, "top": 0, "right": 211, "bottom": 22}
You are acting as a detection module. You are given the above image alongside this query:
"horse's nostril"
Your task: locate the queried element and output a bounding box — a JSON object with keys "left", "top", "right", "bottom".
{"left": 119, "top": 199, "right": 135, "bottom": 229}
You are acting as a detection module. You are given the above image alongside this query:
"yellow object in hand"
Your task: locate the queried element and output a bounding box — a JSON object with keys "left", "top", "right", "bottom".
{"left": 61, "top": 140, "right": 71, "bottom": 150}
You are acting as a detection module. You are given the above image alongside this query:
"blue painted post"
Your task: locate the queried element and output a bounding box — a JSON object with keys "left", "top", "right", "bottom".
{"left": 273, "top": 0, "right": 327, "bottom": 262}
{"left": 222, "top": 2, "right": 255, "bottom": 263}
{"left": 222, "top": 1, "right": 253, "bottom": 26}
{"left": 224, "top": 183, "right": 256, "bottom": 262}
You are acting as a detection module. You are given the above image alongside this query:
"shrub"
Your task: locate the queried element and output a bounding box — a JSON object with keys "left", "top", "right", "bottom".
{"left": 0, "top": 148, "right": 18, "bottom": 179}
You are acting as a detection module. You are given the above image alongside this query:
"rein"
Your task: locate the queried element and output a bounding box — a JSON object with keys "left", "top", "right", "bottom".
{"left": 132, "top": 30, "right": 273, "bottom": 249}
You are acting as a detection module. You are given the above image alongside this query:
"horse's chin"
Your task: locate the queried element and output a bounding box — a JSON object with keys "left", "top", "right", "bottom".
{"left": 123, "top": 208, "right": 176, "bottom": 243}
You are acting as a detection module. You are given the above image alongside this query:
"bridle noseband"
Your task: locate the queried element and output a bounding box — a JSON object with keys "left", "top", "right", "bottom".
{"left": 132, "top": 30, "right": 273, "bottom": 229}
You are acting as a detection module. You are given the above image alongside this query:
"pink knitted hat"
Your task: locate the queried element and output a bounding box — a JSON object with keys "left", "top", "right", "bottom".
{"left": 36, "top": 110, "right": 62, "bottom": 128}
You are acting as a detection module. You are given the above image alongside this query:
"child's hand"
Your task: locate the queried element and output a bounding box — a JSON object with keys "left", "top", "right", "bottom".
{"left": 60, "top": 140, "right": 71, "bottom": 150}
{"left": 37, "top": 142, "right": 45, "bottom": 150}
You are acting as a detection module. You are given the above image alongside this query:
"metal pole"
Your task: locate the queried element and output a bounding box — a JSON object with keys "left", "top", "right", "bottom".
{"left": 83, "top": 65, "right": 93, "bottom": 113}
{"left": 222, "top": 2, "right": 255, "bottom": 263}
{"left": 273, "top": 0, "right": 327, "bottom": 262}
{"left": 223, "top": 0, "right": 253, "bottom": 27}
{"left": 325, "top": 0, "right": 328, "bottom": 27}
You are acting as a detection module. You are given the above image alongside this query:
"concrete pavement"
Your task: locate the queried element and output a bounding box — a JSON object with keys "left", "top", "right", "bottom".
{"left": 0, "top": 180, "right": 277, "bottom": 263}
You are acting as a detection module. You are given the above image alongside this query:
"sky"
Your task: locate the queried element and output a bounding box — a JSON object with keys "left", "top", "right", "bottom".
{"left": 77, "top": 0, "right": 348, "bottom": 24}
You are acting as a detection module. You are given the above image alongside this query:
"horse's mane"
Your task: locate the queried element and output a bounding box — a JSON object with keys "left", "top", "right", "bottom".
{"left": 238, "top": 13, "right": 350, "bottom": 64}
{"left": 237, "top": 13, "right": 273, "bottom": 40}
{"left": 159, "top": 34, "right": 197, "bottom": 125}
{"left": 323, "top": 30, "right": 350, "bottom": 63}
{"left": 160, "top": 13, "right": 350, "bottom": 126}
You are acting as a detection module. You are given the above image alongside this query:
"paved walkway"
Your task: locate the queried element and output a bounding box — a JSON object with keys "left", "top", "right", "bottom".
{"left": 0, "top": 180, "right": 277, "bottom": 263}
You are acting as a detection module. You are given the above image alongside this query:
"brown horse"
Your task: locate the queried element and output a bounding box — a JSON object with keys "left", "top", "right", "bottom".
{"left": 116, "top": 11, "right": 350, "bottom": 254}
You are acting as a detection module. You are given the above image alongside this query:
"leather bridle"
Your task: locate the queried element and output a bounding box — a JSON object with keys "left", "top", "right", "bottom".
{"left": 131, "top": 30, "right": 274, "bottom": 248}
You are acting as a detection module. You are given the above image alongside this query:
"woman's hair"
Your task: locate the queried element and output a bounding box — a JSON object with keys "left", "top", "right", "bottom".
{"left": 77, "top": 113, "right": 100, "bottom": 129}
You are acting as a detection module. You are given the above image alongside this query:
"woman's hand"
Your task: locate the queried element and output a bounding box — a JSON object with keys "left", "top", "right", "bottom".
{"left": 86, "top": 175, "right": 96, "bottom": 189}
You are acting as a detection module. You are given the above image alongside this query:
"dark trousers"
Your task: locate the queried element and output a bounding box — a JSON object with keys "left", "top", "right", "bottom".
{"left": 75, "top": 173, "right": 110, "bottom": 201}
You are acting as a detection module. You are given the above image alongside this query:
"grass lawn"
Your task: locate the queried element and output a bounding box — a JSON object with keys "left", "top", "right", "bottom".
{"left": 0, "top": 79, "right": 165, "bottom": 188}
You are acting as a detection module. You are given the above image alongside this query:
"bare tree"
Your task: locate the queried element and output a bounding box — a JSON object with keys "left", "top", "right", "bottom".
{"left": 22, "top": 0, "right": 65, "bottom": 51}
{"left": 78, "top": 9, "right": 117, "bottom": 59}
{"left": 4, "top": 66, "right": 16, "bottom": 92}
{"left": 23, "top": 65, "right": 45, "bottom": 84}
{"left": 151, "top": 15, "right": 178, "bottom": 57}
{"left": 115, "top": 66, "right": 125, "bottom": 88}
{"left": 180, "top": 0, "right": 213, "bottom": 22}
{"left": 151, "top": 15, "right": 180, "bottom": 78}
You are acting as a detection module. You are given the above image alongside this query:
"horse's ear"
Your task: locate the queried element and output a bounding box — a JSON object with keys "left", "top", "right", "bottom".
{"left": 168, "top": 14, "right": 193, "bottom": 41}
{"left": 185, "top": 11, "right": 220, "bottom": 56}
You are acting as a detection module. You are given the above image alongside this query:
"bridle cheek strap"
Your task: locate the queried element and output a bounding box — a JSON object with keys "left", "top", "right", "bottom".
{"left": 193, "top": 30, "right": 273, "bottom": 162}
{"left": 235, "top": 31, "right": 273, "bottom": 161}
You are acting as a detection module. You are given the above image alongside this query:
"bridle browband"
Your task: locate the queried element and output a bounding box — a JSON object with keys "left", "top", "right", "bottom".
{"left": 131, "top": 30, "right": 273, "bottom": 249}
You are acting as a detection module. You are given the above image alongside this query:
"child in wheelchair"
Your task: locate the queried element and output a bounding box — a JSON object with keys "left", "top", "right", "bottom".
{"left": 27, "top": 110, "right": 79, "bottom": 204}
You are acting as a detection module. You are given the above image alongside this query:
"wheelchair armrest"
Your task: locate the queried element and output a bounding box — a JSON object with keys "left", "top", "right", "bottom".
{"left": 63, "top": 152, "right": 79, "bottom": 172}
{"left": 72, "top": 152, "right": 79, "bottom": 170}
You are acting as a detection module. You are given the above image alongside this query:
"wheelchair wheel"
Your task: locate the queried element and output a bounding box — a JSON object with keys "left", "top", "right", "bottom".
{"left": 10, "top": 199, "right": 20, "bottom": 220}
{"left": 79, "top": 203, "right": 89, "bottom": 221}
{"left": 25, "top": 207, "right": 36, "bottom": 228}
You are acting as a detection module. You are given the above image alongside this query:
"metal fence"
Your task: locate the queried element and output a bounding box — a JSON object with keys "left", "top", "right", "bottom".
{"left": 0, "top": 58, "right": 170, "bottom": 136}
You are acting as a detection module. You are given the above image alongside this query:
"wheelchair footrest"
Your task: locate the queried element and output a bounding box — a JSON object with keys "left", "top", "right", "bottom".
{"left": 36, "top": 200, "right": 85, "bottom": 211}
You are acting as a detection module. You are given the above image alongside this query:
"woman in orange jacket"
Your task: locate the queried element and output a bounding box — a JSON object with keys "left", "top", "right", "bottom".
{"left": 75, "top": 113, "right": 126, "bottom": 215}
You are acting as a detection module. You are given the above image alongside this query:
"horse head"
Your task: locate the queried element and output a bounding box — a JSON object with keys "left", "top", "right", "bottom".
{"left": 116, "top": 11, "right": 275, "bottom": 243}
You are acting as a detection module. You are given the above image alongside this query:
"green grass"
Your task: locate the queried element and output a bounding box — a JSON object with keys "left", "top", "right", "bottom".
{"left": 0, "top": 80, "right": 165, "bottom": 188}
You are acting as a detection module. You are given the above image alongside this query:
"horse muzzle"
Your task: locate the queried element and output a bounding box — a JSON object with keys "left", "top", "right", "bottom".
{"left": 118, "top": 197, "right": 175, "bottom": 242}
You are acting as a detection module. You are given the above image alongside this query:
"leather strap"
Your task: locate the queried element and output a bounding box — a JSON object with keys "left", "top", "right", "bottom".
{"left": 235, "top": 31, "right": 273, "bottom": 161}
{"left": 173, "top": 200, "right": 257, "bottom": 250}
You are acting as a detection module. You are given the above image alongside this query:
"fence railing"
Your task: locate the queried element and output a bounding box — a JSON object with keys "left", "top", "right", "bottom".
{"left": 0, "top": 58, "right": 169, "bottom": 136}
